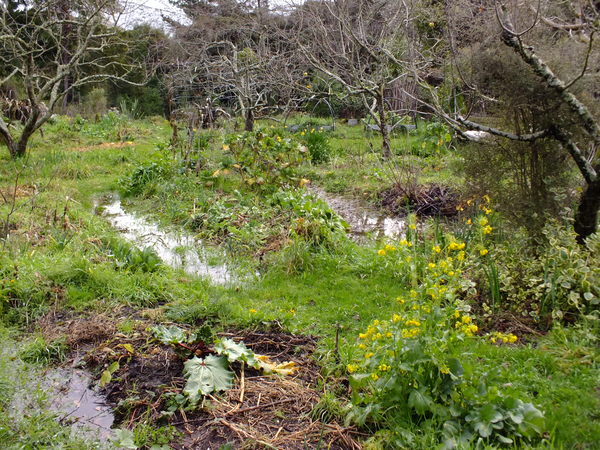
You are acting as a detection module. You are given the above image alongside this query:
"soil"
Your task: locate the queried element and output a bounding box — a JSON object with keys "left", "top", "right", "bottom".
{"left": 39, "top": 312, "right": 361, "bottom": 449}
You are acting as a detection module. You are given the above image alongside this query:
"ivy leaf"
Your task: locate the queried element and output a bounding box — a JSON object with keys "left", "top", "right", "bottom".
{"left": 183, "top": 355, "right": 233, "bottom": 403}
{"left": 214, "top": 338, "right": 259, "bottom": 368}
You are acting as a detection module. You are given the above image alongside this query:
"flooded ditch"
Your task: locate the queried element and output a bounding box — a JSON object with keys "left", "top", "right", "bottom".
{"left": 47, "top": 368, "right": 115, "bottom": 440}
{"left": 96, "top": 193, "right": 237, "bottom": 284}
{"left": 310, "top": 187, "right": 406, "bottom": 240}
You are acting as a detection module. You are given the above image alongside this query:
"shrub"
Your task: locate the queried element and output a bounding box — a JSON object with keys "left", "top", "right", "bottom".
{"left": 495, "top": 224, "right": 599, "bottom": 324}
{"left": 302, "top": 130, "right": 332, "bottom": 163}
{"left": 224, "top": 131, "right": 308, "bottom": 191}
{"left": 120, "top": 160, "right": 171, "bottom": 196}
{"left": 345, "top": 224, "right": 545, "bottom": 447}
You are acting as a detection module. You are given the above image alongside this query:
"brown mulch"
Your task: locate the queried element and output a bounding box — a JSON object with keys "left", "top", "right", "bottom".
{"left": 0, "top": 183, "right": 36, "bottom": 200}
{"left": 35, "top": 310, "right": 363, "bottom": 448}
{"left": 380, "top": 183, "right": 459, "bottom": 217}
{"left": 70, "top": 141, "right": 136, "bottom": 152}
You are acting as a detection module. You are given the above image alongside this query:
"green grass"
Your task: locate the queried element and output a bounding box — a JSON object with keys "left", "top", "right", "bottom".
{"left": 0, "top": 114, "right": 598, "bottom": 448}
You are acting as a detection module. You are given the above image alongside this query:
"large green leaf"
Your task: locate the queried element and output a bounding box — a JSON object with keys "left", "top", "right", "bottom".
{"left": 183, "top": 355, "right": 233, "bottom": 403}
{"left": 408, "top": 388, "right": 433, "bottom": 415}
{"left": 151, "top": 325, "right": 188, "bottom": 345}
{"left": 214, "top": 338, "right": 259, "bottom": 368}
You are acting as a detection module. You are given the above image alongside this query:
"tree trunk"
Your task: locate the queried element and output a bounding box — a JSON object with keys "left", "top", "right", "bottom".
{"left": 574, "top": 179, "right": 600, "bottom": 244}
{"left": 245, "top": 109, "right": 254, "bottom": 132}
{"left": 376, "top": 93, "right": 391, "bottom": 158}
{"left": 1, "top": 132, "right": 17, "bottom": 158}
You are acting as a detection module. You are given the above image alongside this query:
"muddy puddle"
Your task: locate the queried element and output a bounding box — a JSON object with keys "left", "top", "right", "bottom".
{"left": 310, "top": 187, "right": 405, "bottom": 240}
{"left": 47, "top": 368, "right": 114, "bottom": 440}
{"left": 96, "top": 194, "right": 238, "bottom": 284}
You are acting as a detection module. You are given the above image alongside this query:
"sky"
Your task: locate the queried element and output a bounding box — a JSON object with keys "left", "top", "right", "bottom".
{"left": 120, "top": 0, "right": 295, "bottom": 28}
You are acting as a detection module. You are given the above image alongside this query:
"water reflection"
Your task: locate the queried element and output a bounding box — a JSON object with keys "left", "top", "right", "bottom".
{"left": 98, "top": 194, "right": 233, "bottom": 284}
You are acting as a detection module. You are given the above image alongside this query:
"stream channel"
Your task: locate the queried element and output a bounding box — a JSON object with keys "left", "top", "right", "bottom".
{"left": 37, "top": 188, "right": 404, "bottom": 443}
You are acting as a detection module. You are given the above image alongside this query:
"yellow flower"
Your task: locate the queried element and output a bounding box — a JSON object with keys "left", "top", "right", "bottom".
{"left": 409, "top": 224, "right": 417, "bottom": 230}
{"left": 410, "top": 290, "right": 418, "bottom": 298}
{"left": 373, "top": 320, "right": 380, "bottom": 326}
{"left": 432, "top": 245, "right": 441, "bottom": 253}
{"left": 454, "top": 310, "right": 460, "bottom": 318}
{"left": 385, "top": 244, "right": 397, "bottom": 252}
{"left": 466, "top": 219, "right": 472, "bottom": 225}
{"left": 249, "top": 308, "right": 257, "bottom": 314}
{"left": 371, "top": 373, "right": 379, "bottom": 381}
{"left": 222, "top": 144, "right": 230, "bottom": 151}
{"left": 428, "top": 263, "right": 436, "bottom": 269}
{"left": 299, "top": 178, "right": 311, "bottom": 187}
{"left": 358, "top": 343, "right": 366, "bottom": 350}
{"left": 440, "top": 366, "right": 450, "bottom": 374}
{"left": 359, "top": 333, "right": 367, "bottom": 339}
{"left": 447, "top": 271, "right": 455, "bottom": 276}
{"left": 483, "top": 225, "right": 493, "bottom": 235}
{"left": 365, "top": 352, "right": 374, "bottom": 359}
{"left": 378, "top": 364, "right": 390, "bottom": 372}
{"left": 347, "top": 364, "right": 359, "bottom": 373}
{"left": 393, "top": 313, "right": 402, "bottom": 323}
{"left": 483, "top": 194, "right": 491, "bottom": 203}
{"left": 405, "top": 319, "right": 421, "bottom": 327}
{"left": 400, "top": 239, "right": 409, "bottom": 246}
{"left": 306, "top": 84, "right": 312, "bottom": 89}
{"left": 508, "top": 334, "right": 518, "bottom": 343}
{"left": 461, "top": 315, "right": 472, "bottom": 324}
{"left": 479, "top": 217, "right": 489, "bottom": 226}
{"left": 457, "top": 251, "right": 465, "bottom": 261}
{"left": 378, "top": 249, "right": 386, "bottom": 256}
{"left": 479, "top": 249, "right": 489, "bottom": 256}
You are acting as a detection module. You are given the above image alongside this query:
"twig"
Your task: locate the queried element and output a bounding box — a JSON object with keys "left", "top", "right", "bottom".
{"left": 239, "top": 362, "right": 245, "bottom": 403}
{"left": 223, "top": 398, "right": 295, "bottom": 417}
{"left": 219, "top": 419, "right": 278, "bottom": 449}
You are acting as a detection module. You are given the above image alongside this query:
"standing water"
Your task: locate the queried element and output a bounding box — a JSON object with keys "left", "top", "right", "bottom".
{"left": 97, "top": 194, "right": 235, "bottom": 284}
{"left": 309, "top": 187, "right": 405, "bottom": 240}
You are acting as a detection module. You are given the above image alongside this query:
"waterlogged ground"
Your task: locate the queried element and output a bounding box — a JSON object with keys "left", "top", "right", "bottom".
{"left": 96, "top": 193, "right": 240, "bottom": 285}
{"left": 309, "top": 187, "right": 406, "bottom": 240}
{"left": 1, "top": 117, "right": 599, "bottom": 449}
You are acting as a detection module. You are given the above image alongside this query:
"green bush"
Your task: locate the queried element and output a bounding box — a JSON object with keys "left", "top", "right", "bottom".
{"left": 495, "top": 224, "right": 599, "bottom": 323}
{"left": 120, "top": 160, "right": 171, "bottom": 196}
{"left": 224, "top": 130, "right": 308, "bottom": 191}
{"left": 302, "top": 130, "right": 333, "bottom": 163}
{"left": 345, "top": 226, "right": 544, "bottom": 447}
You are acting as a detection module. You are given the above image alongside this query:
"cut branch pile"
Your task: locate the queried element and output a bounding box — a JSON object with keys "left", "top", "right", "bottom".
{"left": 380, "top": 183, "right": 459, "bottom": 217}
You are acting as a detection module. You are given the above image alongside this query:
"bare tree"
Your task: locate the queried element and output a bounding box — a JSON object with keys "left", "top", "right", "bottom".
{"left": 294, "top": 0, "right": 415, "bottom": 158}
{"left": 415, "top": 0, "right": 600, "bottom": 242}
{"left": 163, "top": 0, "right": 304, "bottom": 131}
{"left": 0, "top": 0, "right": 143, "bottom": 158}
